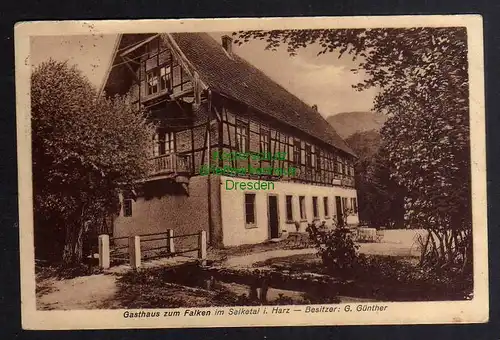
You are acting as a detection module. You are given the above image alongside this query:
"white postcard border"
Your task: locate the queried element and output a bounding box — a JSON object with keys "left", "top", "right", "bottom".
{"left": 15, "top": 15, "right": 488, "bottom": 330}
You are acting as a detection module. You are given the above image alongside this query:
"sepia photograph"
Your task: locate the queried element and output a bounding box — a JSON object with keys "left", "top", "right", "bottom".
{"left": 15, "top": 16, "right": 487, "bottom": 329}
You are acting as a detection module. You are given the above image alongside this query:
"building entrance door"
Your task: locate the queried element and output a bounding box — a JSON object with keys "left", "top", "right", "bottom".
{"left": 335, "top": 196, "right": 344, "bottom": 227}
{"left": 268, "top": 195, "right": 280, "bottom": 238}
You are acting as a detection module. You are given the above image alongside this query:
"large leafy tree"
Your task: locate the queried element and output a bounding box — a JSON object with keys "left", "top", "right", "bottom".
{"left": 234, "top": 28, "right": 471, "bottom": 273}
{"left": 346, "top": 130, "right": 405, "bottom": 229}
{"left": 31, "top": 60, "right": 154, "bottom": 265}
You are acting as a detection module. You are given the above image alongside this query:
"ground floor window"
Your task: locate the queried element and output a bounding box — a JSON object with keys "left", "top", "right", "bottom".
{"left": 351, "top": 197, "right": 358, "bottom": 213}
{"left": 285, "top": 195, "right": 293, "bottom": 221}
{"left": 244, "top": 193, "right": 256, "bottom": 225}
{"left": 342, "top": 197, "right": 349, "bottom": 213}
{"left": 299, "top": 196, "right": 306, "bottom": 220}
{"left": 312, "top": 196, "right": 319, "bottom": 219}
{"left": 323, "top": 197, "right": 329, "bottom": 217}
{"left": 123, "top": 199, "right": 133, "bottom": 217}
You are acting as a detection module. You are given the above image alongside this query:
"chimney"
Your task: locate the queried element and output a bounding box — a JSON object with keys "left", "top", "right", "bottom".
{"left": 221, "top": 35, "right": 233, "bottom": 54}
{"left": 312, "top": 104, "right": 318, "bottom": 111}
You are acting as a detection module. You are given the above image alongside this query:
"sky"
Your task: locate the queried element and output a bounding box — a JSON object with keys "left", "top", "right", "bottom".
{"left": 30, "top": 33, "right": 378, "bottom": 117}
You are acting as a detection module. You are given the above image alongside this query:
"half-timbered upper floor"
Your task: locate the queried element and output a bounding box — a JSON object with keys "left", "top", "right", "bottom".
{"left": 102, "top": 33, "right": 357, "bottom": 188}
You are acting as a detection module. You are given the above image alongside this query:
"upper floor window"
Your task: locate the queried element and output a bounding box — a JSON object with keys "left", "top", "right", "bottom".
{"left": 147, "top": 65, "right": 172, "bottom": 96}
{"left": 293, "top": 140, "right": 301, "bottom": 165}
{"left": 160, "top": 65, "right": 171, "bottom": 90}
{"left": 260, "top": 128, "right": 270, "bottom": 154}
{"left": 153, "top": 131, "right": 175, "bottom": 156}
{"left": 305, "top": 144, "right": 312, "bottom": 167}
{"left": 147, "top": 70, "right": 159, "bottom": 95}
{"left": 236, "top": 120, "right": 248, "bottom": 153}
{"left": 316, "top": 152, "right": 322, "bottom": 170}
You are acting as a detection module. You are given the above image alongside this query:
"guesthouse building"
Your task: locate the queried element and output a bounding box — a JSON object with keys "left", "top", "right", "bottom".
{"left": 101, "top": 33, "right": 359, "bottom": 247}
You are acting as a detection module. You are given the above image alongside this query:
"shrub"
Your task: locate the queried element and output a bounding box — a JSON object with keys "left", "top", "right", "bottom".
{"left": 306, "top": 221, "right": 359, "bottom": 277}
{"left": 353, "top": 254, "right": 473, "bottom": 300}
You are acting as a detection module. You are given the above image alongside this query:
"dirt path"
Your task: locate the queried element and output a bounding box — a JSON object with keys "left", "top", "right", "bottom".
{"left": 36, "top": 256, "right": 198, "bottom": 310}
{"left": 223, "top": 231, "right": 422, "bottom": 268}
{"left": 36, "top": 231, "right": 422, "bottom": 310}
{"left": 37, "top": 274, "right": 119, "bottom": 310}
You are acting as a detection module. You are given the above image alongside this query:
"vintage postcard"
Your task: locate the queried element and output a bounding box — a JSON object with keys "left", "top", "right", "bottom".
{"left": 15, "top": 16, "right": 488, "bottom": 330}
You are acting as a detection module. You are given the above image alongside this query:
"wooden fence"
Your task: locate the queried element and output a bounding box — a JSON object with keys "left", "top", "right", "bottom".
{"left": 98, "top": 229, "right": 207, "bottom": 270}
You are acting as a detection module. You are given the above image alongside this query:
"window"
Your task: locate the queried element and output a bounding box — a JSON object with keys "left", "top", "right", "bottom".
{"left": 342, "top": 197, "right": 349, "bottom": 213}
{"left": 323, "top": 197, "right": 329, "bottom": 217}
{"left": 351, "top": 198, "right": 358, "bottom": 214}
{"left": 260, "top": 128, "right": 270, "bottom": 154}
{"left": 299, "top": 196, "right": 306, "bottom": 220}
{"left": 293, "top": 140, "right": 301, "bottom": 165}
{"left": 123, "top": 199, "right": 133, "bottom": 217}
{"left": 336, "top": 156, "right": 343, "bottom": 175}
{"left": 316, "top": 151, "right": 322, "bottom": 170}
{"left": 164, "top": 131, "right": 174, "bottom": 153}
{"left": 146, "top": 65, "right": 171, "bottom": 96}
{"left": 236, "top": 120, "right": 248, "bottom": 153}
{"left": 153, "top": 131, "right": 175, "bottom": 156}
{"left": 160, "top": 65, "right": 171, "bottom": 90}
{"left": 305, "top": 144, "right": 312, "bottom": 167}
{"left": 147, "top": 70, "right": 159, "bottom": 95}
{"left": 312, "top": 196, "right": 319, "bottom": 219}
{"left": 286, "top": 195, "right": 293, "bottom": 221}
{"left": 245, "top": 193, "right": 256, "bottom": 225}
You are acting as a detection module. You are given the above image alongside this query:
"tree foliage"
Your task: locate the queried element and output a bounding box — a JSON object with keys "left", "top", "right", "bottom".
{"left": 234, "top": 28, "right": 471, "bottom": 274}
{"left": 31, "top": 59, "right": 154, "bottom": 265}
{"left": 346, "top": 130, "right": 405, "bottom": 229}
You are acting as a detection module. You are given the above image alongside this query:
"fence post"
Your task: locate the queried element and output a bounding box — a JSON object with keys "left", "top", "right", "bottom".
{"left": 167, "top": 229, "right": 175, "bottom": 254}
{"left": 98, "top": 234, "right": 110, "bottom": 269}
{"left": 129, "top": 236, "right": 141, "bottom": 270}
{"left": 198, "top": 230, "right": 207, "bottom": 265}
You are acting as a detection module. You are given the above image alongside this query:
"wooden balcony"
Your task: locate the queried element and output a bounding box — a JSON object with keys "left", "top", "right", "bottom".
{"left": 332, "top": 175, "right": 355, "bottom": 187}
{"left": 149, "top": 153, "right": 192, "bottom": 177}
{"left": 341, "top": 177, "right": 355, "bottom": 187}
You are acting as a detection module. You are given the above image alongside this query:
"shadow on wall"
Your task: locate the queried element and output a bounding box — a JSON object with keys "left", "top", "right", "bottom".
{"left": 143, "top": 180, "right": 188, "bottom": 200}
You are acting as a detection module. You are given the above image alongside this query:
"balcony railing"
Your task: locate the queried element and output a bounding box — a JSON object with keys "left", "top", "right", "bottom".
{"left": 149, "top": 153, "right": 192, "bottom": 177}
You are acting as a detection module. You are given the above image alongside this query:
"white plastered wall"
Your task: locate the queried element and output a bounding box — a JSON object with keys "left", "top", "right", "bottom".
{"left": 219, "top": 175, "right": 359, "bottom": 247}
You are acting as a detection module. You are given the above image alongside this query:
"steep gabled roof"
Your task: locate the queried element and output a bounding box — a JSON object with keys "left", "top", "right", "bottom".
{"left": 101, "top": 33, "right": 157, "bottom": 96}
{"left": 103, "top": 33, "right": 355, "bottom": 156}
{"left": 169, "top": 33, "right": 355, "bottom": 156}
